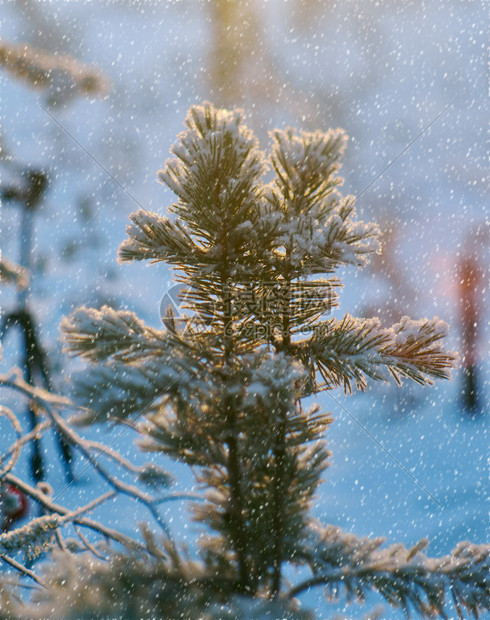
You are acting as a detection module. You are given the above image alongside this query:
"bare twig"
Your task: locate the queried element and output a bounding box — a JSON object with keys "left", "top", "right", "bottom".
{"left": 1, "top": 370, "right": 175, "bottom": 538}
{"left": 74, "top": 525, "right": 109, "bottom": 560}
{"left": 3, "top": 473, "right": 146, "bottom": 554}
{"left": 0, "top": 405, "right": 23, "bottom": 478}
{"left": 2, "top": 419, "right": 51, "bottom": 461}
{"left": 0, "top": 554, "right": 46, "bottom": 587}
{"left": 47, "top": 407, "right": 172, "bottom": 537}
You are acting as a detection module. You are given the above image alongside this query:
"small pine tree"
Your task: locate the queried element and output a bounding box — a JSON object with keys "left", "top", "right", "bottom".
{"left": 20, "top": 103, "right": 487, "bottom": 618}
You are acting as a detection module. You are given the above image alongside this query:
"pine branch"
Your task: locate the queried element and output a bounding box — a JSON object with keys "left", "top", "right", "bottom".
{"left": 298, "top": 314, "right": 456, "bottom": 393}
{"left": 158, "top": 103, "right": 267, "bottom": 226}
{"left": 268, "top": 193, "right": 380, "bottom": 275}
{"left": 188, "top": 353, "right": 331, "bottom": 593}
{"left": 384, "top": 316, "right": 458, "bottom": 385}
{"left": 289, "top": 523, "right": 490, "bottom": 619}
{"left": 22, "top": 543, "right": 239, "bottom": 620}
{"left": 308, "top": 197, "right": 380, "bottom": 271}
{"left": 267, "top": 127, "right": 381, "bottom": 276}
{"left": 69, "top": 354, "right": 210, "bottom": 424}
{"left": 117, "top": 209, "right": 204, "bottom": 265}
{"left": 270, "top": 127, "right": 347, "bottom": 201}
{"left": 60, "top": 305, "right": 169, "bottom": 363}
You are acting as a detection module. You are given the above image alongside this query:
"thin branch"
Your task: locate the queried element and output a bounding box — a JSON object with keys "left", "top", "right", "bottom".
{"left": 80, "top": 437, "right": 143, "bottom": 473}
{"left": 4, "top": 473, "right": 146, "bottom": 554}
{"left": 0, "top": 405, "right": 23, "bottom": 478}
{"left": 54, "top": 529, "right": 67, "bottom": 552}
{"left": 71, "top": 517, "right": 148, "bottom": 553}
{"left": 0, "top": 368, "right": 76, "bottom": 409}
{"left": 60, "top": 490, "right": 116, "bottom": 523}
{"left": 288, "top": 573, "right": 350, "bottom": 598}
{"left": 48, "top": 407, "right": 172, "bottom": 537}
{"left": 1, "top": 370, "right": 173, "bottom": 538}
{"left": 0, "top": 554, "right": 46, "bottom": 587}
{"left": 74, "top": 525, "right": 109, "bottom": 560}
{"left": 1, "top": 579, "right": 42, "bottom": 591}
{"left": 152, "top": 493, "right": 204, "bottom": 505}
{"left": 2, "top": 419, "right": 51, "bottom": 461}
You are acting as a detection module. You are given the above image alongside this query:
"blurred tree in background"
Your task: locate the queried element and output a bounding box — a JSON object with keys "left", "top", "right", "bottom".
{"left": 0, "top": 37, "right": 107, "bottom": 485}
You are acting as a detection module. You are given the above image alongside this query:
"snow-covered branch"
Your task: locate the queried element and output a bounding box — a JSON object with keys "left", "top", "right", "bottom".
{"left": 270, "top": 126, "right": 347, "bottom": 198}
{"left": 0, "top": 366, "right": 196, "bottom": 574}
{"left": 0, "top": 492, "right": 114, "bottom": 556}
{"left": 60, "top": 305, "right": 169, "bottom": 363}
{"left": 300, "top": 314, "right": 456, "bottom": 392}
{"left": 118, "top": 210, "right": 203, "bottom": 265}
{"left": 290, "top": 523, "right": 489, "bottom": 619}
{"left": 4, "top": 472, "right": 147, "bottom": 556}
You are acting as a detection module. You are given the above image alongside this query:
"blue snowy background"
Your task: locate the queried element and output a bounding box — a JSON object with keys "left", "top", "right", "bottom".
{"left": 1, "top": 1, "right": 487, "bottom": 617}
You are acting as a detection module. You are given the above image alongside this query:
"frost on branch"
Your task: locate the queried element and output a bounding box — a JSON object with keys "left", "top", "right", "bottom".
{"left": 61, "top": 306, "right": 210, "bottom": 423}
{"left": 69, "top": 359, "right": 204, "bottom": 425}
{"left": 270, "top": 127, "right": 347, "bottom": 195}
{"left": 119, "top": 104, "right": 276, "bottom": 285}
{"left": 21, "top": 543, "right": 236, "bottom": 620}
{"left": 265, "top": 128, "right": 380, "bottom": 275}
{"left": 299, "top": 314, "right": 456, "bottom": 392}
{"left": 0, "top": 515, "right": 59, "bottom": 557}
{"left": 158, "top": 102, "right": 266, "bottom": 209}
{"left": 14, "top": 540, "right": 312, "bottom": 620}
{"left": 292, "top": 523, "right": 489, "bottom": 619}
{"left": 118, "top": 209, "right": 205, "bottom": 265}
{"left": 61, "top": 305, "right": 169, "bottom": 363}
{"left": 0, "top": 368, "right": 179, "bottom": 602}
{"left": 274, "top": 196, "right": 380, "bottom": 274}
{"left": 6, "top": 527, "right": 487, "bottom": 619}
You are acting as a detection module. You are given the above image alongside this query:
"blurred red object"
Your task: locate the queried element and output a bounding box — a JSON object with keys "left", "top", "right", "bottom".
{"left": 457, "top": 254, "right": 482, "bottom": 413}
{"left": 1, "top": 483, "right": 29, "bottom": 532}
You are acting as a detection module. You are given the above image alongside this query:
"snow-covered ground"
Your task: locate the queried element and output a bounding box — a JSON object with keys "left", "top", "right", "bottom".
{"left": 1, "top": 1, "right": 487, "bottom": 617}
